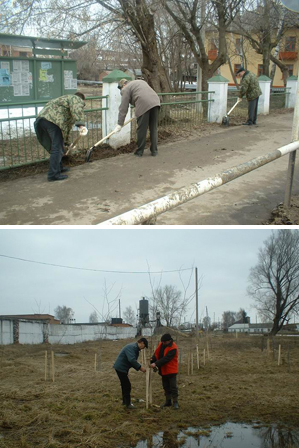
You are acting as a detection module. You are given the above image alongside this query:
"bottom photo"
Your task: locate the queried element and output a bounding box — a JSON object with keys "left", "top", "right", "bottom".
{"left": 0, "top": 228, "right": 298, "bottom": 448}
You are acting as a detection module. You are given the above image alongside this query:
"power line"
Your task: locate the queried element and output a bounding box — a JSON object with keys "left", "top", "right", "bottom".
{"left": 0, "top": 254, "right": 193, "bottom": 274}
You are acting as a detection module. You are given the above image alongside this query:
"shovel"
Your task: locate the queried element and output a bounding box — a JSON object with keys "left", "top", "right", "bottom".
{"left": 65, "top": 127, "right": 88, "bottom": 155}
{"left": 85, "top": 117, "right": 134, "bottom": 162}
{"left": 222, "top": 97, "right": 242, "bottom": 126}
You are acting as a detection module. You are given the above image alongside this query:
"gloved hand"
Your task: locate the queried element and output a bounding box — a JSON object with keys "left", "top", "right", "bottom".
{"left": 237, "top": 97, "right": 242, "bottom": 103}
{"left": 79, "top": 126, "right": 88, "bottom": 136}
{"left": 114, "top": 125, "right": 122, "bottom": 133}
{"left": 131, "top": 109, "right": 136, "bottom": 118}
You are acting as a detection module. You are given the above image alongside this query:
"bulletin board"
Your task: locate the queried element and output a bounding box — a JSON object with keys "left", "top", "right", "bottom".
{"left": 0, "top": 58, "right": 78, "bottom": 104}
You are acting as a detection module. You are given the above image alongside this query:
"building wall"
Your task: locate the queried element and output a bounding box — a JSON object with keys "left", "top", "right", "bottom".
{"left": 209, "top": 29, "right": 299, "bottom": 88}
{"left": 19, "top": 321, "right": 44, "bottom": 344}
{"left": 0, "top": 319, "right": 14, "bottom": 344}
{"left": 0, "top": 318, "right": 137, "bottom": 345}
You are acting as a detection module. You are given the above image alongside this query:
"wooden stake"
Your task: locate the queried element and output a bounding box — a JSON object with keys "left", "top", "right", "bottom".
{"left": 44, "top": 350, "right": 47, "bottom": 381}
{"left": 149, "top": 368, "right": 152, "bottom": 405}
{"left": 94, "top": 353, "right": 97, "bottom": 372}
{"left": 51, "top": 350, "right": 55, "bottom": 382}
{"left": 178, "top": 350, "right": 182, "bottom": 375}
{"left": 146, "top": 368, "right": 150, "bottom": 409}
{"left": 203, "top": 349, "right": 206, "bottom": 366}
{"left": 98, "top": 350, "right": 101, "bottom": 371}
{"left": 207, "top": 340, "right": 210, "bottom": 360}
{"left": 267, "top": 338, "right": 270, "bottom": 356}
{"left": 187, "top": 352, "right": 190, "bottom": 375}
{"left": 191, "top": 353, "right": 194, "bottom": 375}
{"left": 196, "top": 344, "right": 199, "bottom": 369}
{"left": 278, "top": 344, "right": 281, "bottom": 366}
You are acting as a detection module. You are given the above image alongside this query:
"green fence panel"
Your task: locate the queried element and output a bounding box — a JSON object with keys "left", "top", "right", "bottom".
{"left": 0, "top": 95, "right": 106, "bottom": 170}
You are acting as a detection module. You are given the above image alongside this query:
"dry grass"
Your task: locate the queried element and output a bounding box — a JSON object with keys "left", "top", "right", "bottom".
{"left": 1, "top": 333, "right": 299, "bottom": 448}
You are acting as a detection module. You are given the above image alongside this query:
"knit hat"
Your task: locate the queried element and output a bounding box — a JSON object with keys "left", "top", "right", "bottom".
{"left": 236, "top": 67, "right": 245, "bottom": 74}
{"left": 161, "top": 333, "right": 172, "bottom": 342}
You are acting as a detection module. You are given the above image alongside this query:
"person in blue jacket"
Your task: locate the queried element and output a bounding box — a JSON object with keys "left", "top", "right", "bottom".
{"left": 113, "top": 338, "right": 148, "bottom": 409}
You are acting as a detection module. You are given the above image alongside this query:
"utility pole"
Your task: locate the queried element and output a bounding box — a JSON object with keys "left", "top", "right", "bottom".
{"left": 119, "top": 299, "right": 121, "bottom": 319}
{"left": 195, "top": 267, "right": 199, "bottom": 336}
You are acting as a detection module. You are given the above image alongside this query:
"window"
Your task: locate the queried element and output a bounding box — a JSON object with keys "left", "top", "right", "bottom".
{"left": 258, "top": 65, "right": 264, "bottom": 76}
{"left": 19, "top": 51, "right": 28, "bottom": 57}
{"left": 285, "top": 36, "right": 296, "bottom": 52}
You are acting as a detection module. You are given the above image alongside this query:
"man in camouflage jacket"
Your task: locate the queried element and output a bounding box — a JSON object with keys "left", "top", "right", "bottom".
{"left": 34, "top": 92, "right": 86, "bottom": 181}
{"left": 236, "top": 67, "right": 262, "bottom": 126}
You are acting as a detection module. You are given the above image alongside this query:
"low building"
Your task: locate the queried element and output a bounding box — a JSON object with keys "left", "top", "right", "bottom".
{"left": 228, "top": 322, "right": 272, "bottom": 334}
{"left": 0, "top": 314, "right": 60, "bottom": 324}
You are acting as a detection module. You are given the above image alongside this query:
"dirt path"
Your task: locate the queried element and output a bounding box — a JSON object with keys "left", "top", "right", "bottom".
{"left": 0, "top": 111, "right": 298, "bottom": 225}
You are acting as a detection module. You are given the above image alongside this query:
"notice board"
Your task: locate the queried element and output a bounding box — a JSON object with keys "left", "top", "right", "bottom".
{"left": 0, "top": 58, "right": 78, "bottom": 104}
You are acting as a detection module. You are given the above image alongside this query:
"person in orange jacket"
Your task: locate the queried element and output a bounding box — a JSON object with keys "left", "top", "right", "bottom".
{"left": 150, "top": 333, "right": 179, "bottom": 409}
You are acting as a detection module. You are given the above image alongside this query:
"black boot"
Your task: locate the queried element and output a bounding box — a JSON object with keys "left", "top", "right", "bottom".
{"left": 161, "top": 399, "right": 172, "bottom": 408}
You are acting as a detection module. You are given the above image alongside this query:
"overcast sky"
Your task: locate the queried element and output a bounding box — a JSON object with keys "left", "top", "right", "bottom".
{"left": 0, "top": 228, "right": 275, "bottom": 325}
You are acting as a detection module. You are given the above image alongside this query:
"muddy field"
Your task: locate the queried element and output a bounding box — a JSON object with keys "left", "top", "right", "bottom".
{"left": 1, "top": 332, "right": 299, "bottom": 448}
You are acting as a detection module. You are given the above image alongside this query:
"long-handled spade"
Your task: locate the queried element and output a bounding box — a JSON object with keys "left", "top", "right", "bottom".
{"left": 85, "top": 117, "right": 134, "bottom": 163}
{"left": 65, "top": 127, "right": 88, "bottom": 155}
{"left": 222, "top": 97, "right": 242, "bottom": 126}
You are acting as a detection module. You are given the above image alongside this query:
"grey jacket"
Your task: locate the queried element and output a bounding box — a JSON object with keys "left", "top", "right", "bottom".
{"left": 113, "top": 342, "right": 142, "bottom": 373}
{"left": 118, "top": 80, "right": 160, "bottom": 126}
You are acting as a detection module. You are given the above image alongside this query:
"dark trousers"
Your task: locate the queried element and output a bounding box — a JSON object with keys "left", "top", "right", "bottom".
{"left": 35, "top": 118, "right": 65, "bottom": 180}
{"left": 136, "top": 106, "right": 159, "bottom": 155}
{"left": 247, "top": 97, "right": 259, "bottom": 124}
{"left": 116, "top": 370, "right": 131, "bottom": 406}
{"left": 162, "top": 374, "right": 178, "bottom": 401}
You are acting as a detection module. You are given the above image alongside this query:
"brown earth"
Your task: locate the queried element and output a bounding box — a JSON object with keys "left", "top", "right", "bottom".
{"left": 263, "top": 196, "right": 299, "bottom": 225}
{"left": 1, "top": 333, "right": 299, "bottom": 448}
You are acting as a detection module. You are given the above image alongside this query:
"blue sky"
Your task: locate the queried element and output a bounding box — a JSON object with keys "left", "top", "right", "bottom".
{"left": 0, "top": 228, "right": 275, "bottom": 324}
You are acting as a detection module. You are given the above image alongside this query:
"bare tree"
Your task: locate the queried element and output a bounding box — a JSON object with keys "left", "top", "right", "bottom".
{"left": 150, "top": 284, "right": 193, "bottom": 327}
{"left": 248, "top": 230, "right": 299, "bottom": 336}
{"left": 123, "top": 306, "right": 136, "bottom": 326}
{"left": 89, "top": 310, "right": 99, "bottom": 323}
{"left": 234, "top": 0, "right": 298, "bottom": 84}
{"left": 236, "top": 308, "right": 248, "bottom": 323}
{"left": 0, "top": 0, "right": 170, "bottom": 92}
{"left": 162, "top": 0, "right": 244, "bottom": 94}
{"left": 222, "top": 310, "right": 236, "bottom": 330}
{"left": 84, "top": 279, "right": 122, "bottom": 324}
{"left": 54, "top": 305, "right": 74, "bottom": 324}
{"left": 95, "top": 0, "right": 171, "bottom": 92}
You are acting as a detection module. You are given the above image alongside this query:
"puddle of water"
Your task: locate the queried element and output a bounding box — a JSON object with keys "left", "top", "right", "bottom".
{"left": 134, "top": 422, "right": 299, "bottom": 448}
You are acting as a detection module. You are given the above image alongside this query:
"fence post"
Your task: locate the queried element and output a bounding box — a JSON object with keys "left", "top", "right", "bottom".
{"left": 258, "top": 75, "right": 271, "bottom": 115}
{"left": 207, "top": 75, "right": 229, "bottom": 123}
{"left": 285, "top": 76, "right": 297, "bottom": 109}
{"left": 101, "top": 69, "right": 132, "bottom": 149}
